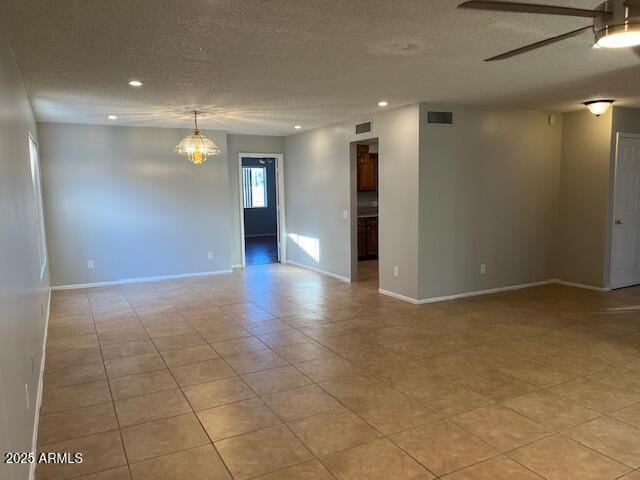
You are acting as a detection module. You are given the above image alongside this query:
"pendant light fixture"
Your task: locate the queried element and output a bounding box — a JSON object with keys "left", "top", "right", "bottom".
{"left": 175, "top": 111, "right": 221, "bottom": 165}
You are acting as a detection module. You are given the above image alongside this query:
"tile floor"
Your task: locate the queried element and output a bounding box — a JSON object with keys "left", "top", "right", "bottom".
{"left": 37, "top": 263, "right": 640, "bottom": 479}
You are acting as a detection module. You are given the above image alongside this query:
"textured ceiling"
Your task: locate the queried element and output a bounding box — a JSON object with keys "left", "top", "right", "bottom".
{"left": 1, "top": 0, "right": 639, "bottom": 135}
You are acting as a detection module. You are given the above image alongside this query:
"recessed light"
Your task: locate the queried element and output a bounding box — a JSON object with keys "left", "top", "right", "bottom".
{"left": 108, "top": 115, "right": 118, "bottom": 120}
{"left": 378, "top": 100, "right": 388, "bottom": 107}
{"left": 294, "top": 125, "right": 302, "bottom": 129}
{"left": 128, "top": 80, "right": 143, "bottom": 87}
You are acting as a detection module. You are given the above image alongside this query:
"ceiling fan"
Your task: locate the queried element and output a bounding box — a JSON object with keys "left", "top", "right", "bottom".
{"left": 459, "top": 0, "right": 640, "bottom": 61}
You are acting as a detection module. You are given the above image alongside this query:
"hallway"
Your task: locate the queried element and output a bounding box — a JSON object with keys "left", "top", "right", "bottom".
{"left": 245, "top": 235, "right": 278, "bottom": 266}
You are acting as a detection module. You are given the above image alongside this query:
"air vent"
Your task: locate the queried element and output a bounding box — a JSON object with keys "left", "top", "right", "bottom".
{"left": 427, "top": 111, "right": 453, "bottom": 125}
{"left": 355, "top": 122, "right": 372, "bottom": 134}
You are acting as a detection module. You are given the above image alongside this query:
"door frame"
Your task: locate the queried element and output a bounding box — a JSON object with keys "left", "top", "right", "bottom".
{"left": 608, "top": 132, "right": 640, "bottom": 289}
{"left": 237, "top": 153, "right": 286, "bottom": 267}
{"left": 349, "top": 137, "right": 380, "bottom": 283}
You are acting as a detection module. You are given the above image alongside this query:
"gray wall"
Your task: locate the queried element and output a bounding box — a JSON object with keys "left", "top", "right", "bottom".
{"left": 557, "top": 109, "right": 613, "bottom": 287}
{"left": 418, "top": 106, "right": 563, "bottom": 299}
{"left": 611, "top": 107, "right": 640, "bottom": 137}
{"left": 281, "top": 104, "right": 639, "bottom": 299}
{"left": 0, "top": 26, "right": 50, "bottom": 480}
{"left": 284, "top": 105, "right": 421, "bottom": 298}
{"left": 374, "top": 105, "right": 421, "bottom": 299}
{"left": 227, "top": 134, "right": 284, "bottom": 266}
{"left": 284, "top": 124, "right": 351, "bottom": 278}
{"left": 40, "top": 123, "right": 231, "bottom": 287}
{"left": 241, "top": 157, "right": 277, "bottom": 237}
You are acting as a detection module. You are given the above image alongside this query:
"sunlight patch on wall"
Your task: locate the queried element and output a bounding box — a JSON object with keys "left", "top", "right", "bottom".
{"left": 288, "top": 233, "right": 320, "bottom": 263}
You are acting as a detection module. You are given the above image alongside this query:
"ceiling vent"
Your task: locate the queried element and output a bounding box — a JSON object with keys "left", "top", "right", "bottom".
{"left": 355, "top": 121, "right": 372, "bottom": 135}
{"left": 427, "top": 111, "right": 453, "bottom": 125}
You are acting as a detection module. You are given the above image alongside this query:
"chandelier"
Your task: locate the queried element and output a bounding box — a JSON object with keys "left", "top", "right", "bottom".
{"left": 175, "top": 111, "right": 220, "bottom": 165}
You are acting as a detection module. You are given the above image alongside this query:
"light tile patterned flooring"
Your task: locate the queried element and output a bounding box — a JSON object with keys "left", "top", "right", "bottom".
{"left": 37, "top": 262, "right": 640, "bottom": 479}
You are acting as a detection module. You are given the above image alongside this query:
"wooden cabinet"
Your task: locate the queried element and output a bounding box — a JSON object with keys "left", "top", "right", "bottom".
{"left": 366, "top": 218, "right": 378, "bottom": 257}
{"left": 357, "top": 218, "right": 367, "bottom": 258}
{"left": 357, "top": 217, "right": 378, "bottom": 260}
{"left": 357, "top": 146, "right": 377, "bottom": 192}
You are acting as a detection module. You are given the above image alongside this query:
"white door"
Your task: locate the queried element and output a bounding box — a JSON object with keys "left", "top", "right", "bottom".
{"left": 611, "top": 134, "right": 640, "bottom": 289}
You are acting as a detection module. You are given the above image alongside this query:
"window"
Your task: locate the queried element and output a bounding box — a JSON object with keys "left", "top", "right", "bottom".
{"left": 28, "top": 135, "right": 47, "bottom": 280}
{"left": 242, "top": 166, "right": 267, "bottom": 208}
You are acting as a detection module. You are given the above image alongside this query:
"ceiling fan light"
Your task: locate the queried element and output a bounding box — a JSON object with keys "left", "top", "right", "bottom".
{"left": 584, "top": 100, "right": 614, "bottom": 116}
{"left": 595, "top": 23, "right": 640, "bottom": 48}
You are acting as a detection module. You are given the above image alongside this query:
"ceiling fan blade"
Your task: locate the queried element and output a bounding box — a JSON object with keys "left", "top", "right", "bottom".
{"left": 485, "top": 25, "right": 593, "bottom": 61}
{"left": 459, "top": 1, "right": 611, "bottom": 18}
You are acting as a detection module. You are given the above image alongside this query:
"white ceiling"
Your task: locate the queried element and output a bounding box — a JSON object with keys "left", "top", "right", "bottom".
{"left": 1, "top": 0, "right": 639, "bottom": 135}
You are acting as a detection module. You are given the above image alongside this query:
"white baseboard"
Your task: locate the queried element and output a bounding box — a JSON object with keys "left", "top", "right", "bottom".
{"left": 378, "top": 288, "right": 420, "bottom": 304}
{"left": 232, "top": 264, "right": 244, "bottom": 269}
{"left": 416, "top": 279, "right": 555, "bottom": 304}
{"left": 51, "top": 269, "right": 233, "bottom": 291}
{"left": 552, "top": 279, "right": 611, "bottom": 292}
{"left": 285, "top": 260, "right": 351, "bottom": 283}
{"left": 380, "top": 278, "right": 610, "bottom": 306}
{"left": 381, "top": 281, "right": 554, "bottom": 305}
{"left": 30, "top": 288, "right": 51, "bottom": 480}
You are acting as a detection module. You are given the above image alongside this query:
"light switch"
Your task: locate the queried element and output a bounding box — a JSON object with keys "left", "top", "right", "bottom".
{"left": 343, "top": 210, "right": 348, "bottom": 219}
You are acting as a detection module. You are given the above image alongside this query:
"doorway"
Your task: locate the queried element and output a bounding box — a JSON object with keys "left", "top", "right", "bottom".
{"left": 610, "top": 133, "right": 640, "bottom": 289}
{"left": 351, "top": 138, "right": 379, "bottom": 289}
{"left": 238, "top": 153, "right": 285, "bottom": 266}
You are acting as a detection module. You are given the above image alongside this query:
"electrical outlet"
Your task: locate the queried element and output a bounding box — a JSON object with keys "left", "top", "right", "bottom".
{"left": 87, "top": 260, "right": 94, "bottom": 270}
{"left": 480, "top": 264, "right": 487, "bottom": 275}
{"left": 342, "top": 210, "right": 348, "bottom": 219}
{"left": 25, "top": 384, "right": 30, "bottom": 410}
{"left": 393, "top": 266, "right": 399, "bottom": 277}
{"left": 207, "top": 252, "right": 214, "bottom": 260}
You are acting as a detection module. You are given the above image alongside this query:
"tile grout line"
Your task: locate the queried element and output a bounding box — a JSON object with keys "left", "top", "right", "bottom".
{"left": 90, "top": 289, "right": 135, "bottom": 480}
{"left": 150, "top": 281, "right": 237, "bottom": 480}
